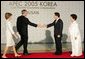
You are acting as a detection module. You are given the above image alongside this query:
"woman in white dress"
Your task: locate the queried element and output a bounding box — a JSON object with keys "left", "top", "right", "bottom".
{"left": 68, "top": 14, "right": 82, "bottom": 57}
{"left": 2, "top": 13, "right": 21, "bottom": 58}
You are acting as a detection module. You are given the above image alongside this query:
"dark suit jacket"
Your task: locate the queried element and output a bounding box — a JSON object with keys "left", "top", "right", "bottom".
{"left": 17, "top": 15, "right": 37, "bottom": 35}
{"left": 47, "top": 19, "right": 63, "bottom": 37}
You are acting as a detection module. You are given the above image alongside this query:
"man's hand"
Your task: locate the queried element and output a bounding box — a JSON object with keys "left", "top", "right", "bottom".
{"left": 37, "top": 23, "right": 42, "bottom": 28}
{"left": 37, "top": 23, "right": 47, "bottom": 28}
{"left": 57, "top": 35, "right": 60, "bottom": 38}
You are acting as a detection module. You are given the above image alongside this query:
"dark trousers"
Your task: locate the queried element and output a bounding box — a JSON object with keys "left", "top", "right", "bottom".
{"left": 15, "top": 33, "right": 28, "bottom": 53}
{"left": 54, "top": 35, "right": 62, "bottom": 54}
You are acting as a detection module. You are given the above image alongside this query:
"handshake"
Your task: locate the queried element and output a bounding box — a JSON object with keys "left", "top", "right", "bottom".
{"left": 37, "top": 23, "right": 47, "bottom": 28}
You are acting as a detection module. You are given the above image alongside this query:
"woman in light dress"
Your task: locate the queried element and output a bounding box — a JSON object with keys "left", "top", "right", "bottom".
{"left": 2, "top": 13, "right": 21, "bottom": 58}
{"left": 68, "top": 14, "right": 82, "bottom": 57}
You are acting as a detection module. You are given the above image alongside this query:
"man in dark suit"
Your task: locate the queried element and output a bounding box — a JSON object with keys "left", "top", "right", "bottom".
{"left": 15, "top": 10, "right": 39, "bottom": 55}
{"left": 46, "top": 12, "right": 63, "bottom": 55}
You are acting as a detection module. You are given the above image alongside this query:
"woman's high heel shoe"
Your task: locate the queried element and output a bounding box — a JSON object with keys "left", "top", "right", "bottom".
{"left": 71, "top": 54, "right": 75, "bottom": 57}
{"left": 2, "top": 56, "right": 7, "bottom": 58}
{"left": 15, "top": 54, "right": 21, "bottom": 58}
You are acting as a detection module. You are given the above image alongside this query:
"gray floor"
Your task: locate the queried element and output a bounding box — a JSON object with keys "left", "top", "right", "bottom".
{"left": 1, "top": 42, "right": 84, "bottom": 53}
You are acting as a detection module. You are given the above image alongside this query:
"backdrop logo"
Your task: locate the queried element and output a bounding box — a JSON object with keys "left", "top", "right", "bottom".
{"left": 9, "top": 1, "right": 57, "bottom": 9}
